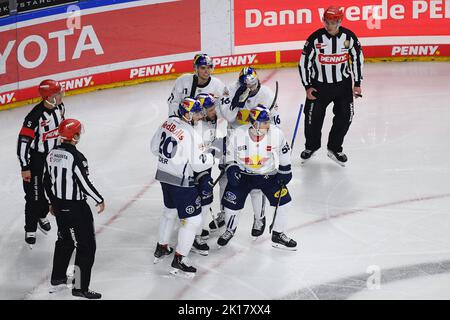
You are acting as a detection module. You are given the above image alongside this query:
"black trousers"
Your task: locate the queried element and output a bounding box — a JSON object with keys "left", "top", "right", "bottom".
{"left": 303, "top": 78, "right": 354, "bottom": 153}
{"left": 51, "top": 200, "right": 96, "bottom": 291}
{"left": 22, "top": 150, "right": 49, "bottom": 232}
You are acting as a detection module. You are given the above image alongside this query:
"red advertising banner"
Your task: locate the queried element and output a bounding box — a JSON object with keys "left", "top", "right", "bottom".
{"left": 0, "top": 0, "right": 200, "bottom": 87}
{"left": 234, "top": 0, "right": 450, "bottom": 46}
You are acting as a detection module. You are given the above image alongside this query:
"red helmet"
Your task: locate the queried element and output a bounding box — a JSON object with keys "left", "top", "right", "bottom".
{"left": 38, "top": 79, "right": 62, "bottom": 99}
{"left": 59, "top": 119, "right": 82, "bottom": 141}
{"left": 323, "top": 6, "right": 344, "bottom": 22}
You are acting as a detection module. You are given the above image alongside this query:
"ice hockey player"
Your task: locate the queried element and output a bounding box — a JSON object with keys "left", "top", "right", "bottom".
{"left": 44, "top": 118, "right": 105, "bottom": 299}
{"left": 17, "top": 79, "right": 65, "bottom": 247}
{"left": 216, "top": 67, "right": 281, "bottom": 238}
{"left": 167, "top": 53, "right": 229, "bottom": 116}
{"left": 190, "top": 93, "right": 220, "bottom": 256}
{"left": 151, "top": 97, "right": 215, "bottom": 277}
{"left": 219, "top": 105, "right": 297, "bottom": 250}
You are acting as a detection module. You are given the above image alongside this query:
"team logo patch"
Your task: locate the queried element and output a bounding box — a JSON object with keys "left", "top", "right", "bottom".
{"left": 195, "top": 196, "right": 202, "bottom": 208}
{"left": 344, "top": 40, "right": 350, "bottom": 49}
{"left": 40, "top": 120, "right": 50, "bottom": 127}
{"left": 186, "top": 206, "right": 195, "bottom": 214}
{"left": 224, "top": 191, "right": 237, "bottom": 204}
{"left": 274, "top": 188, "right": 288, "bottom": 199}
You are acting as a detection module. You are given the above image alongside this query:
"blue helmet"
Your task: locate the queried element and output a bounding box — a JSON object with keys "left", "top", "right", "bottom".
{"left": 249, "top": 104, "right": 270, "bottom": 124}
{"left": 179, "top": 97, "right": 202, "bottom": 117}
{"left": 239, "top": 67, "right": 258, "bottom": 87}
{"left": 193, "top": 54, "right": 214, "bottom": 69}
{"left": 195, "top": 93, "right": 215, "bottom": 109}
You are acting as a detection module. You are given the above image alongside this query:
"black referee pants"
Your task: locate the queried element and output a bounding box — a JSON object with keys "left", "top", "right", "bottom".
{"left": 51, "top": 200, "right": 96, "bottom": 291}
{"left": 22, "top": 150, "right": 49, "bottom": 232}
{"left": 303, "top": 78, "right": 354, "bottom": 153}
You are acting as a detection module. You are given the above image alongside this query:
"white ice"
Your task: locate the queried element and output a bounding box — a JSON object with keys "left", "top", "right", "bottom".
{"left": 1, "top": 62, "right": 450, "bottom": 300}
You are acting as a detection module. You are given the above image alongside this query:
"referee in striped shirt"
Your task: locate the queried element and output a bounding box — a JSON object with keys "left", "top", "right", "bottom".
{"left": 44, "top": 118, "right": 104, "bottom": 299}
{"left": 299, "top": 6, "right": 364, "bottom": 166}
{"left": 17, "top": 79, "right": 65, "bottom": 246}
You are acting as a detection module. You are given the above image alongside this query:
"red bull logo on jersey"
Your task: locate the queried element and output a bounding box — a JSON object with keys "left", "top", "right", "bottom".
{"left": 240, "top": 155, "right": 270, "bottom": 169}
{"left": 318, "top": 53, "right": 349, "bottom": 64}
{"left": 236, "top": 109, "right": 251, "bottom": 125}
{"left": 162, "top": 121, "right": 184, "bottom": 140}
{"left": 42, "top": 128, "right": 59, "bottom": 141}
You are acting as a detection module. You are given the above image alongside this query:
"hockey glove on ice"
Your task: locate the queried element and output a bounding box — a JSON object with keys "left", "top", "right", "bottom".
{"left": 226, "top": 164, "right": 242, "bottom": 187}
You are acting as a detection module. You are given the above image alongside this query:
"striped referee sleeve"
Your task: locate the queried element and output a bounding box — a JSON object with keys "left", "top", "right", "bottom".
{"left": 299, "top": 39, "right": 315, "bottom": 89}
{"left": 349, "top": 35, "right": 364, "bottom": 87}
{"left": 73, "top": 159, "right": 103, "bottom": 204}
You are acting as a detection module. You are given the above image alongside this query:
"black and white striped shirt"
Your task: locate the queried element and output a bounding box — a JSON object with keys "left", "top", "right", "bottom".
{"left": 44, "top": 143, "right": 103, "bottom": 204}
{"left": 299, "top": 27, "right": 364, "bottom": 88}
{"left": 17, "top": 101, "right": 65, "bottom": 170}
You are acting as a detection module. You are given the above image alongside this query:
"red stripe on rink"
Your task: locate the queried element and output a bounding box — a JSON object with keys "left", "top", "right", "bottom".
{"left": 172, "top": 192, "right": 450, "bottom": 300}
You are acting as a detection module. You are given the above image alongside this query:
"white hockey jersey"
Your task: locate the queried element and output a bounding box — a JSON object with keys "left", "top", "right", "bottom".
{"left": 221, "top": 81, "right": 281, "bottom": 129}
{"left": 167, "top": 73, "right": 229, "bottom": 117}
{"left": 151, "top": 116, "right": 214, "bottom": 187}
{"left": 226, "top": 124, "right": 291, "bottom": 175}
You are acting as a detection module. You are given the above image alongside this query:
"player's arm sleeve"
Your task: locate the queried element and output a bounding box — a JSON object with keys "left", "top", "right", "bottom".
{"left": 278, "top": 131, "right": 292, "bottom": 174}
{"left": 43, "top": 161, "right": 55, "bottom": 203}
{"left": 17, "top": 114, "right": 38, "bottom": 171}
{"left": 167, "top": 77, "right": 184, "bottom": 116}
{"left": 299, "top": 35, "right": 315, "bottom": 89}
{"left": 73, "top": 154, "right": 104, "bottom": 204}
{"left": 220, "top": 85, "right": 240, "bottom": 123}
{"left": 189, "top": 130, "right": 214, "bottom": 173}
{"left": 224, "top": 131, "right": 238, "bottom": 167}
{"left": 216, "top": 83, "right": 229, "bottom": 120}
{"left": 58, "top": 103, "right": 65, "bottom": 118}
{"left": 349, "top": 33, "right": 364, "bottom": 87}
{"left": 150, "top": 126, "right": 162, "bottom": 157}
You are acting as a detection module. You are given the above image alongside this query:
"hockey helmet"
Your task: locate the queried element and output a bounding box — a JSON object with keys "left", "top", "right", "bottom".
{"left": 193, "top": 54, "right": 214, "bottom": 69}
{"left": 59, "top": 118, "right": 83, "bottom": 142}
{"left": 323, "top": 6, "right": 344, "bottom": 22}
{"left": 38, "top": 79, "right": 62, "bottom": 100}
{"left": 195, "top": 93, "right": 216, "bottom": 110}
{"left": 239, "top": 67, "right": 259, "bottom": 89}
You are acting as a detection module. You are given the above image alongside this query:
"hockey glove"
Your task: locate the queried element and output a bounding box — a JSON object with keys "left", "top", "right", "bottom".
{"left": 276, "top": 165, "right": 292, "bottom": 186}
{"left": 226, "top": 164, "right": 242, "bottom": 187}
{"left": 197, "top": 172, "right": 214, "bottom": 195}
{"left": 231, "top": 85, "right": 249, "bottom": 109}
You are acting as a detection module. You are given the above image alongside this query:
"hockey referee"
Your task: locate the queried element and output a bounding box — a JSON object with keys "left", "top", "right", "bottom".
{"left": 299, "top": 5, "right": 364, "bottom": 166}
{"left": 44, "top": 118, "right": 105, "bottom": 299}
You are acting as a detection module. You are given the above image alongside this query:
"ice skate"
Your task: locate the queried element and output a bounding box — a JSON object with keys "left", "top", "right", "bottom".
{"left": 72, "top": 288, "right": 102, "bottom": 299}
{"left": 170, "top": 254, "right": 196, "bottom": 279}
{"left": 327, "top": 149, "right": 347, "bottom": 167}
{"left": 271, "top": 231, "right": 297, "bottom": 251}
{"left": 191, "top": 236, "right": 209, "bottom": 256}
{"left": 251, "top": 216, "right": 266, "bottom": 239}
{"left": 153, "top": 243, "right": 174, "bottom": 264}
{"left": 37, "top": 218, "right": 51, "bottom": 235}
{"left": 217, "top": 228, "right": 235, "bottom": 248}
{"left": 208, "top": 210, "right": 225, "bottom": 232}
{"left": 25, "top": 232, "right": 36, "bottom": 249}
{"left": 300, "top": 149, "right": 318, "bottom": 164}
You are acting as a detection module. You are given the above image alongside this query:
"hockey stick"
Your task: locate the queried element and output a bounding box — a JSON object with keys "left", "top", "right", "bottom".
{"left": 269, "top": 184, "right": 284, "bottom": 233}
{"left": 211, "top": 169, "right": 225, "bottom": 188}
{"left": 269, "top": 81, "right": 279, "bottom": 111}
{"left": 290, "top": 103, "right": 304, "bottom": 152}
{"left": 269, "top": 103, "right": 303, "bottom": 233}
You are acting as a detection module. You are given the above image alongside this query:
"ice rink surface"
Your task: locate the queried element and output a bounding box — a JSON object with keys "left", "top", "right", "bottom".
{"left": 1, "top": 61, "right": 449, "bottom": 300}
